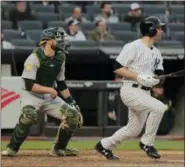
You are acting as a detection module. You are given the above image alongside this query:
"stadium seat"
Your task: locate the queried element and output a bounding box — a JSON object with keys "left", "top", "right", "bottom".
{"left": 81, "top": 23, "right": 96, "bottom": 31}
{"left": 59, "top": 4, "right": 76, "bottom": 14}
{"left": 3, "top": 29, "right": 23, "bottom": 41}
{"left": 70, "top": 40, "right": 98, "bottom": 48}
{"left": 47, "top": 21, "right": 67, "bottom": 30}
{"left": 112, "top": 5, "right": 130, "bottom": 15}
{"left": 98, "top": 40, "right": 124, "bottom": 47}
{"left": 85, "top": 5, "right": 101, "bottom": 14}
{"left": 113, "top": 31, "right": 138, "bottom": 43}
{"left": 177, "top": 14, "right": 184, "bottom": 23}
{"left": 35, "top": 12, "right": 59, "bottom": 23}
{"left": 11, "top": 39, "right": 37, "bottom": 47}
{"left": 168, "top": 23, "right": 184, "bottom": 32}
{"left": 31, "top": 4, "right": 55, "bottom": 13}
{"left": 63, "top": 13, "right": 73, "bottom": 20}
{"left": 2, "top": 20, "right": 13, "bottom": 29}
{"left": 171, "top": 5, "right": 184, "bottom": 14}
{"left": 108, "top": 23, "right": 131, "bottom": 31}
{"left": 18, "top": 20, "right": 43, "bottom": 31}
{"left": 26, "top": 30, "right": 43, "bottom": 43}
{"left": 171, "top": 32, "right": 184, "bottom": 44}
{"left": 142, "top": 5, "right": 165, "bottom": 15}
{"left": 157, "top": 40, "right": 183, "bottom": 48}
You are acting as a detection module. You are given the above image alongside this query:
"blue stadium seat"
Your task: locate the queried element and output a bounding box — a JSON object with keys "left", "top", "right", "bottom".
{"left": 3, "top": 29, "right": 23, "bottom": 41}
{"left": 26, "top": 30, "right": 43, "bottom": 43}
{"left": 113, "top": 31, "right": 138, "bottom": 43}
{"left": 168, "top": 23, "right": 184, "bottom": 32}
{"left": 47, "top": 21, "right": 67, "bottom": 30}
{"left": 18, "top": 20, "right": 43, "bottom": 31}
{"left": 157, "top": 40, "right": 183, "bottom": 48}
{"left": 142, "top": 5, "right": 165, "bottom": 14}
{"left": 59, "top": 4, "right": 76, "bottom": 14}
{"left": 171, "top": 5, "right": 184, "bottom": 14}
{"left": 2, "top": 20, "right": 13, "bottom": 29}
{"left": 81, "top": 23, "right": 96, "bottom": 31}
{"left": 176, "top": 14, "right": 184, "bottom": 23}
{"left": 11, "top": 39, "right": 36, "bottom": 47}
{"left": 70, "top": 40, "right": 98, "bottom": 48}
{"left": 171, "top": 32, "right": 184, "bottom": 44}
{"left": 31, "top": 4, "right": 55, "bottom": 13}
{"left": 35, "top": 12, "right": 59, "bottom": 23}
{"left": 112, "top": 4, "right": 130, "bottom": 15}
{"left": 108, "top": 22, "right": 131, "bottom": 31}
{"left": 85, "top": 5, "right": 101, "bottom": 14}
{"left": 98, "top": 40, "right": 124, "bottom": 47}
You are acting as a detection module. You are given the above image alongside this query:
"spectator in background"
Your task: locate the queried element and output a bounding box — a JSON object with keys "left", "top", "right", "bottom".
{"left": 89, "top": 20, "right": 114, "bottom": 41}
{"left": 158, "top": 8, "right": 177, "bottom": 23}
{"left": 65, "top": 7, "right": 90, "bottom": 24}
{"left": 1, "top": 31, "right": 15, "bottom": 49}
{"left": 94, "top": 2, "right": 119, "bottom": 23}
{"left": 9, "top": 1, "right": 35, "bottom": 29}
{"left": 66, "top": 20, "right": 86, "bottom": 41}
{"left": 152, "top": 86, "right": 176, "bottom": 135}
{"left": 123, "top": 3, "right": 145, "bottom": 31}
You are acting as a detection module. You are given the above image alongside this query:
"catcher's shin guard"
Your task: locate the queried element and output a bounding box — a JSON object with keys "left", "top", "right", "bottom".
{"left": 7, "top": 105, "right": 38, "bottom": 152}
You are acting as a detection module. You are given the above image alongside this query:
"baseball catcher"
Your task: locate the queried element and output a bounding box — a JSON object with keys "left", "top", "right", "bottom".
{"left": 2, "top": 27, "right": 83, "bottom": 156}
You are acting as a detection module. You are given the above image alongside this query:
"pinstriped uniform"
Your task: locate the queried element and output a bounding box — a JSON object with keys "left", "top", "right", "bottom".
{"left": 101, "top": 39, "right": 167, "bottom": 149}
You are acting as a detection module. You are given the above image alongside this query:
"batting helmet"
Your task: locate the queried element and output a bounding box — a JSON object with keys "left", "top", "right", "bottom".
{"left": 140, "top": 16, "right": 166, "bottom": 37}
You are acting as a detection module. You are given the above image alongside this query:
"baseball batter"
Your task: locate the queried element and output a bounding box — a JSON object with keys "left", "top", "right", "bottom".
{"left": 95, "top": 16, "right": 167, "bottom": 160}
{"left": 2, "top": 27, "right": 83, "bottom": 156}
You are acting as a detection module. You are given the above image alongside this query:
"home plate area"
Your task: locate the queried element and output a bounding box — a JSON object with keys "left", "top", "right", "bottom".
{"left": 2, "top": 150, "right": 184, "bottom": 167}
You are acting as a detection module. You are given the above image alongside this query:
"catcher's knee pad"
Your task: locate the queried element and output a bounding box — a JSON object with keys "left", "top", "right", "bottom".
{"left": 19, "top": 105, "right": 38, "bottom": 125}
{"left": 60, "top": 104, "right": 80, "bottom": 134}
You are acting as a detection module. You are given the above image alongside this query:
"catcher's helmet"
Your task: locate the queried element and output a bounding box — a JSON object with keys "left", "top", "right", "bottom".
{"left": 39, "top": 27, "right": 69, "bottom": 46}
{"left": 140, "top": 16, "right": 166, "bottom": 37}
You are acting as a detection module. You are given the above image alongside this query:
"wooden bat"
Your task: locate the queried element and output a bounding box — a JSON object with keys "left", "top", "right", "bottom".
{"left": 158, "top": 70, "right": 185, "bottom": 79}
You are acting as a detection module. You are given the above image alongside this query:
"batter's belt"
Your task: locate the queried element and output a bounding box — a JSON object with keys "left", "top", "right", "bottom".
{"left": 132, "top": 84, "right": 151, "bottom": 91}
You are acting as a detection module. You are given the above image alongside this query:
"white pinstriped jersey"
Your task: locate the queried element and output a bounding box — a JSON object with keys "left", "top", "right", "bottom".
{"left": 116, "top": 39, "right": 163, "bottom": 80}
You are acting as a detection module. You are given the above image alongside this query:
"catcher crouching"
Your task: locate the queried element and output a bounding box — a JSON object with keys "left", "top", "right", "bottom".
{"left": 2, "top": 27, "right": 83, "bottom": 157}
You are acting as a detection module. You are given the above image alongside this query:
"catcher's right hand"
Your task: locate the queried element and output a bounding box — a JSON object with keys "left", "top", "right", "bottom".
{"left": 137, "top": 74, "right": 160, "bottom": 87}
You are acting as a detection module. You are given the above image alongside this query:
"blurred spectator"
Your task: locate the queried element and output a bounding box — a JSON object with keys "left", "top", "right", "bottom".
{"left": 152, "top": 86, "right": 176, "bottom": 135}
{"left": 66, "top": 20, "right": 86, "bottom": 41}
{"left": 158, "top": 9, "right": 177, "bottom": 23}
{"left": 65, "top": 7, "right": 90, "bottom": 24}
{"left": 123, "top": 3, "right": 145, "bottom": 31}
{"left": 1, "top": 31, "right": 15, "bottom": 49}
{"left": 9, "top": 1, "right": 35, "bottom": 29}
{"left": 89, "top": 20, "right": 114, "bottom": 41}
{"left": 94, "top": 2, "right": 119, "bottom": 23}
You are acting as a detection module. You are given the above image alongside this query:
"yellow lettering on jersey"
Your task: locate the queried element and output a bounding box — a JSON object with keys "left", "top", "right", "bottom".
{"left": 25, "top": 64, "right": 32, "bottom": 72}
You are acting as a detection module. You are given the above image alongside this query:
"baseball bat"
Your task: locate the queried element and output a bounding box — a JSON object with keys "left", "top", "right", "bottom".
{"left": 158, "top": 70, "right": 185, "bottom": 79}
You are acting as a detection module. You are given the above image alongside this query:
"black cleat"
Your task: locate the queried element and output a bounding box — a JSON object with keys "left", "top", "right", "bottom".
{"left": 95, "top": 141, "right": 119, "bottom": 160}
{"left": 139, "top": 142, "right": 161, "bottom": 159}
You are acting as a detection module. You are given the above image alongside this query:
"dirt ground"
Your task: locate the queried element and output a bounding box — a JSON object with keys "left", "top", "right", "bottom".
{"left": 1, "top": 150, "right": 184, "bottom": 167}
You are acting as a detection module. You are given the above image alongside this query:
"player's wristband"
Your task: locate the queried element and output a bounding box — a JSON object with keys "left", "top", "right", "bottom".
{"left": 65, "top": 96, "right": 75, "bottom": 104}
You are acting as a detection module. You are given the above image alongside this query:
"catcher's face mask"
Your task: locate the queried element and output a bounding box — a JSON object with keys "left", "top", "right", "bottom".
{"left": 54, "top": 27, "right": 70, "bottom": 51}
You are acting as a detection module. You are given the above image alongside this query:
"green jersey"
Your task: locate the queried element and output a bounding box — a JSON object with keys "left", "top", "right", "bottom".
{"left": 22, "top": 47, "right": 66, "bottom": 88}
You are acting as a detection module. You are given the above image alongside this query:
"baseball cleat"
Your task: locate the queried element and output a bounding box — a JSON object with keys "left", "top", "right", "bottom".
{"left": 51, "top": 148, "right": 65, "bottom": 156}
{"left": 139, "top": 142, "right": 161, "bottom": 159}
{"left": 64, "top": 148, "right": 80, "bottom": 156}
{"left": 95, "top": 141, "right": 119, "bottom": 160}
{"left": 2, "top": 147, "right": 17, "bottom": 156}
